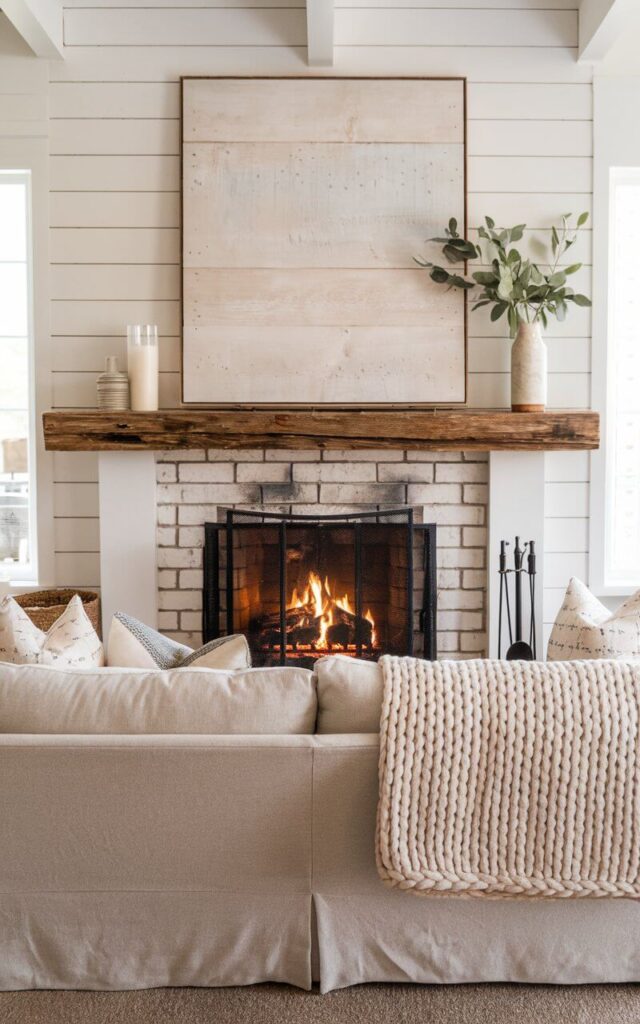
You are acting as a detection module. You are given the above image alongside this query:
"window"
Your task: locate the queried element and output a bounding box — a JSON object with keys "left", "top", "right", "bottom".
{"left": 604, "top": 168, "right": 640, "bottom": 587}
{"left": 0, "top": 171, "right": 36, "bottom": 581}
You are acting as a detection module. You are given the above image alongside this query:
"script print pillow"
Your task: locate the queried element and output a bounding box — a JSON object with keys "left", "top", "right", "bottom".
{"left": 547, "top": 577, "right": 640, "bottom": 661}
{"left": 0, "top": 594, "right": 104, "bottom": 667}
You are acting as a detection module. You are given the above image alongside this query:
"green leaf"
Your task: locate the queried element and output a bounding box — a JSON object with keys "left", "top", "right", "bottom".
{"left": 448, "top": 217, "right": 458, "bottom": 237}
{"left": 569, "top": 293, "right": 591, "bottom": 307}
{"left": 430, "top": 266, "right": 450, "bottom": 284}
{"left": 510, "top": 224, "right": 526, "bottom": 243}
{"left": 413, "top": 256, "right": 432, "bottom": 267}
{"left": 548, "top": 271, "right": 566, "bottom": 287}
{"left": 540, "top": 308, "right": 548, "bottom": 330}
{"left": 485, "top": 216, "right": 495, "bottom": 229}
{"left": 564, "top": 263, "right": 582, "bottom": 275}
{"left": 448, "top": 274, "right": 474, "bottom": 290}
{"left": 444, "top": 238, "right": 478, "bottom": 259}
{"left": 556, "top": 301, "right": 567, "bottom": 322}
{"left": 490, "top": 302, "right": 508, "bottom": 322}
{"left": 577, "top": 211, "right": 589, "bottom": 227}
{"left": 551, "top": 225, "right": 559, "bottom": 254}
{"left": 443, "top": 243, "right": 464, "bottom": 264}
{"left": 472, "top": 271, "right": 498, "bottom": 285}
{"left": 472, "top": 299, "right": 492, "bottom": 311}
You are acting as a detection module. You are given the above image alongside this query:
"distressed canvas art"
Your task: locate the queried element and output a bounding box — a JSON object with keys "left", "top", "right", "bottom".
{"left": 181, "top": 77, "right": 466, "bottom": 405}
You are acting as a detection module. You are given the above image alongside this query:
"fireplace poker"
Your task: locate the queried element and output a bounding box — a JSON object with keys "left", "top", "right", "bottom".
{"left": 497, "top": 540, "right": 512, "bottom": 659}
{"left": 498, "top": 536, "right": 535, "bottom": 661}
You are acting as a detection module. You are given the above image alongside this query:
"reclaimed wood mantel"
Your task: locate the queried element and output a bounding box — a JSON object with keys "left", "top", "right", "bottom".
{"left": 43, "top": 409, "right": 600, "bottom": 452}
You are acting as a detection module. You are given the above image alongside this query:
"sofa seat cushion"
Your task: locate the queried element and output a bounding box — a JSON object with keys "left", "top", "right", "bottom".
{"left": 315, "top": 655, "right": 382, "bottom": 733}
{"left": 0, "top": 663, "right": 317, "bottom": 734}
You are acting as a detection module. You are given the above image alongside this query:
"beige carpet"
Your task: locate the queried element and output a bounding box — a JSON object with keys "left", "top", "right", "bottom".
{"left": 1, "top": 984, "right": 640, "bottom": 1024}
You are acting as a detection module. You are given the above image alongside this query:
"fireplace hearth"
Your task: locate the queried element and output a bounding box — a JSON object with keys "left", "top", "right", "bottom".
{"left": 203, "top": 508, "right": 436, "bottom": 668}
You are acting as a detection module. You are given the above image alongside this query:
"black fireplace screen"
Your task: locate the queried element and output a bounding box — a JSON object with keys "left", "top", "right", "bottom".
{"left": 203, "top": 508, "right": 436, "bottom": 668}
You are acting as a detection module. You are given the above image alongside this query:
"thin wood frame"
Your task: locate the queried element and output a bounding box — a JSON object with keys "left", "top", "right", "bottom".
{"left": 180, "top": 75, "right": 468, "bottom": 409}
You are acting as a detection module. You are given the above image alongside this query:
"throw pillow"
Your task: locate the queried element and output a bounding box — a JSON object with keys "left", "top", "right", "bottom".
{"left": 315, "top": 654, "right": 383, "bottom": 733}
{"left": 547, "top": 576, "right": 640, "bottom": 660}
{"left": 107, "top": 612, "right": 250, "bottom": 670}
{"left": 0, "top": 593, "right": 104, "bottom": 667}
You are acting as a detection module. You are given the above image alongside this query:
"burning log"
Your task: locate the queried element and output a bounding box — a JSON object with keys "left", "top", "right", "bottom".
{"left": 253, "top": 569, "right": 377, "bottom": 655}
{"left": 290, "top": 624, "right": 321, "bottom": 648}
{"left": 255, "top": 607, "right": 313, "bottom": 630}
{"left": 327, "top": 614, "right": 373, "bottom": 649}
{"left": 327, "top": 622, "right": 351, "bottom": 648}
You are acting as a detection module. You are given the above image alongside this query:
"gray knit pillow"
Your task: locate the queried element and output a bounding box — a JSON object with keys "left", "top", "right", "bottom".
{"left": 107, "top": 612, "right": 250, "bottom": 670}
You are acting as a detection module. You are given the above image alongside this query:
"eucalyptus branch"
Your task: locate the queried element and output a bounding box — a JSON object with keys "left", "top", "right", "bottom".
{"left": 414, "top": 214, "right": 591, "bottom": 339}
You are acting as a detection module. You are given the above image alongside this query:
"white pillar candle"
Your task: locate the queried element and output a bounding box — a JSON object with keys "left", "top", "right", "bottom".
{"left": 127, "top": 324, "right": 159, "bottom": 411}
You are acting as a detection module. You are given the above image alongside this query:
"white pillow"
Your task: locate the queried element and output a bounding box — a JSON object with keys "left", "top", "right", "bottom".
{"left": 315, "top": 654, "right": 383, "bottom": 733}
{"left": 107, "top": 612, "right": 250, "bottom": 670}
{"left": 0, "top": 594, "right": 104, "bottom": 668}
{"left": 547, "top": 577, "right": 640, "bottom": 661}
{"left": 0, "top": 662, "right": 316, "bottom": 734}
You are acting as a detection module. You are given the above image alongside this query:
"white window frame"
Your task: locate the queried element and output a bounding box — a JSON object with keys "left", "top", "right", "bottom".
{"left": 590, "top": 78, "right": 640, "bottom": 596}
{"left": 0, "top": 139, "right": 53, "bottom": 590}
{"left": 0, "top": 170, "right": 37, "bottom": 581}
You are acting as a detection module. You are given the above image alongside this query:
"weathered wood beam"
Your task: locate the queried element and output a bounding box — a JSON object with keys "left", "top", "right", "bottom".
{"left": 306, "top": 0, "right": 334, "bottom": 67}
{"left": 42, "top": 409, "right": 600, "bottom": 453}
{"left": 1, "top": 0, "right": 63, "bottom": 58}
{"left": 579, "top": 0, "right": 636, "bottom": 62}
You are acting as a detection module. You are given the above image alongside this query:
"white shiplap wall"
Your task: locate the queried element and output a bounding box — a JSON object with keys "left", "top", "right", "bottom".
{"left": 46, "top": 0, "right": 593, "bottom": 647}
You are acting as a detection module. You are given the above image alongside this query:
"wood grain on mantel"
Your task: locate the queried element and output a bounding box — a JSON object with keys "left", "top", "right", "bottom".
{"left": 43, "top": 409, "right": 600, "bottom": 452}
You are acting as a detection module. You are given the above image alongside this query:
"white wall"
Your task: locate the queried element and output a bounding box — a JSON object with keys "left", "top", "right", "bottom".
{"left": 2, "top": 1, "right": 593, "bottom": 645}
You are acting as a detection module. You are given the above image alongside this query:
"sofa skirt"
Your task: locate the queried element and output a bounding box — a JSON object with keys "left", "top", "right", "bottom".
{"left": 0, "top": 892, "right": 312, "bottom": 991}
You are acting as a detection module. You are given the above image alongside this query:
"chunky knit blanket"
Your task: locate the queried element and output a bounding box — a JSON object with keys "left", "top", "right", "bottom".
{"left": 376, "top": 656, "right": 640, "bottom": 899}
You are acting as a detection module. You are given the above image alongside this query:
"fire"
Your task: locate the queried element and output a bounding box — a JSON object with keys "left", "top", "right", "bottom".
{"left": 286, "top": 571, "right": 376, "bottom": 653}
{"left": 365, "top": 608, "right": 377, "bottom": 648}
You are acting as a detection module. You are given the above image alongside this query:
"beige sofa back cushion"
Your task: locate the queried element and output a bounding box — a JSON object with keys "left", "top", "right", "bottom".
{"left": 0, "top": 663, "right": 317, "bottom": 734}
{"left": 315, "top": 655, "right": 382, "bottom": 733}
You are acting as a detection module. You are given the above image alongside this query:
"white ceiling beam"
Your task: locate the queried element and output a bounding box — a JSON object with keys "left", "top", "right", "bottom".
{"left": 1, "top": 0, "right": 63, "bottom": 58}
{"left": 579, "top": 0, "right": 636, "bottom": 62}
{"left": 306, "top": 0, "right": 334, "bottom": 67}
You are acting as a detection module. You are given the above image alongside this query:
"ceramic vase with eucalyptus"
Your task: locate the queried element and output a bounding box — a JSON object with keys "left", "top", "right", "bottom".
{"left": 510, "top": 322, "right": 547, "bottom": 412}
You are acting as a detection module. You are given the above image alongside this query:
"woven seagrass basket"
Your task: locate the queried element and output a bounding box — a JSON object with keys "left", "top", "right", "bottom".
{"left": 14, "top": 589, "right": 101, "bottom": 637}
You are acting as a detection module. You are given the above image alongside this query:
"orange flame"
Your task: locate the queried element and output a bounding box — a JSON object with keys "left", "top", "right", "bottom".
{"left": 286, "top": 571, "right": 376, "bottom": 651}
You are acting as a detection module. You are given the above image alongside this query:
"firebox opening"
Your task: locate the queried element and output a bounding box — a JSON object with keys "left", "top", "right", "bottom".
{"left": 203, "top": 508, "right": 436, "bottom": 669}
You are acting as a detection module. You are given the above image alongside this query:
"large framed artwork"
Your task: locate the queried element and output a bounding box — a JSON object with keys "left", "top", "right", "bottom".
{"left": 181, "top": 77, "right": 466, "bottom": 406}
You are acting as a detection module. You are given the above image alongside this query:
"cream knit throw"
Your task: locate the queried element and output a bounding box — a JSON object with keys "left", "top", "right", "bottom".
{"left": 376, "top": 656, "right": 640, "bottom": 899}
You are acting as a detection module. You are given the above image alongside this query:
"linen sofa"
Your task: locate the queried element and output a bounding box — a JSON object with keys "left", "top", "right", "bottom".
{"left": 1, "top": 656, "right": 640, "bottom": 993}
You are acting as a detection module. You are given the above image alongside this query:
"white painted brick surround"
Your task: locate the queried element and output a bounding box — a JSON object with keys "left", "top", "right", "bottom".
{"left": 156, "top": 449, "right": 488, "bottom": 659}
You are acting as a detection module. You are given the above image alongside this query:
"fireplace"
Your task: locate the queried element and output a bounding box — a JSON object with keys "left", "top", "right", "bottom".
{"left": 203, "top": 508, "right": 437, "bottom": 667}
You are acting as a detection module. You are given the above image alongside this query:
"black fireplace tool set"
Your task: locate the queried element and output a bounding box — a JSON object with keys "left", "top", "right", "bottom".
{"left": 498, "top": 537, "right": 537, "bottom": 661}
